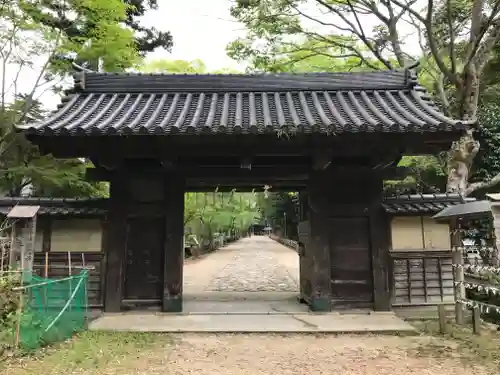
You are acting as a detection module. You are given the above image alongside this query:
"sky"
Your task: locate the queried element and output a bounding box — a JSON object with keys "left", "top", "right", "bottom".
{"left": 142, "top": 0, "right": 246, "bottom": 71}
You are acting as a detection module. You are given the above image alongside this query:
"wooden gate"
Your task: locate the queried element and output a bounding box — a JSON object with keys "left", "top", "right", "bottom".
{"left": 123, "top": 217, "right": 165, "bottom": 303}
{"left": 329, "top": 217, "right": 373, "bottom": 307}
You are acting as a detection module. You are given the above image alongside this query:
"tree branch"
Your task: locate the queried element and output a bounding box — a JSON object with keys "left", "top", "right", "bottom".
{"left": 446, "top": 0, "right": 456, "bottom": 74}
{"left": 466, "top": 173, "right": 500, "bottom": 196}
{"left": 312, "top": 0, "right": 394, "bottom": 69}
{"left": 388, "top": 0, "right": 460, "bottom": 86}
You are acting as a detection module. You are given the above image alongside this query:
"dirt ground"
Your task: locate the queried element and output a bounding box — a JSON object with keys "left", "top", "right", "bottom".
{"left": 153, "top": 334, "right": 493, "bottom": 375}
{"left": 3, "top": 332, "right": 495, "bottom": 375}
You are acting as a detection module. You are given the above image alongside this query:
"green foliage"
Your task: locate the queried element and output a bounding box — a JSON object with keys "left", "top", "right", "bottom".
{"left": 471, "top": 103, "right": 500, "bottom": 192}
{"left": 0, "top": 274, "right": 20, "bottom": 356}
{"left": 0, "top": 0, "right": 139, "bottom": 198}
{"left": 383, "top": 156, "right": 448, "bottom": 194}
{"left": 139, "top": 58, "right": 241, "bottom": 74}
{"left": 19, "top": 0, "right": 171, "bottom": 67}
{"left": 140, "top": 59, "right": 209, "bottom": 73}
{"left": 254, "top": 192, "right": 299, "bottom": 239}
{"left": 0, "top": 98, "right": 108, "bottom": 197}
{"left": 184, "top": 192, "right": 260, "bottom": 251}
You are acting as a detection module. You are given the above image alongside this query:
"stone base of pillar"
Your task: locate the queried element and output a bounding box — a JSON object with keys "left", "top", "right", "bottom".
{"left": 310, "top": 297, "right": 331, "bottom": 312}
{"left": 162, "top": 296, "right": 183, "bottom": 313}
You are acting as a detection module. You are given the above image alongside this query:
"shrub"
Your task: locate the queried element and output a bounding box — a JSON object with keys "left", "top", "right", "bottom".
{"left": 0, "top": 274, "right": 21, "bottom": 355}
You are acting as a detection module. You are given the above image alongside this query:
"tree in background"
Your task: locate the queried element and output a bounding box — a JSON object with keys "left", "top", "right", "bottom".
{"left": 21, "top": 0, "right": 172, "bottom": 70}
{"left": 139, "top": 58, "right": 240, "bottom": 74}
{"left": 184, "top": 192, "right": 259, "bottom": 251}
{"left": 0, "top": 0, "right": 139, "bottom": 197}
{"left": 140, "top": 59, "right": 209, "bottom": 73}
{"left": 229, "top": 0, "right": 500, "bottom": 197}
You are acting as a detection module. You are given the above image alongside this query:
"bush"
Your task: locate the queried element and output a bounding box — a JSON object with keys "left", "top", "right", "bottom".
{"left": 0, "top": 274, "right": 21, "bottom": 355}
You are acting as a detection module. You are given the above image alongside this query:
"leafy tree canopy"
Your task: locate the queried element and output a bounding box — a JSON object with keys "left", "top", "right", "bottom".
{"left": 0, "top": 0, "right": 140, "bottom": 197}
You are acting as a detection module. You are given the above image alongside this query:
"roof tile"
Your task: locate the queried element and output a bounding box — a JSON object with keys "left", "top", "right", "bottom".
{"left": 0, "top": 198, "right": 107, "bottom": 216}
{"left": 18, "top": 68, "right": 473, "bottom": 136}
{"left": 382, "top": 193, "right": 475, "bottom": 214}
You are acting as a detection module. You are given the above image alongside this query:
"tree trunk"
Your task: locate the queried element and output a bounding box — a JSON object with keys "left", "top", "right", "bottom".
{"left": 446, "top": 131, "right": 480, "bottom": 195}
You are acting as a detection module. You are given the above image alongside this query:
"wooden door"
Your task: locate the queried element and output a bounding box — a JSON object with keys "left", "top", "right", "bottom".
{"left": 124, "top": 217, "right": 165, "bottom": 301}
{"left": 329, "top": 217, "right": 373, "bottom": 306}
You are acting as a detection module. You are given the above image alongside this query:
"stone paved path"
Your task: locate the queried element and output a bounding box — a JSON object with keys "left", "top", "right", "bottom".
{"left": 183, "top": 236, "right": 299, "bottom": 295}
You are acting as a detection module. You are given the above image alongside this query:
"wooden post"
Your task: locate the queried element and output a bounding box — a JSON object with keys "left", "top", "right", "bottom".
{"left": 297, "top": 192, "right": 310, "bottom": 304}
{"left": 472, "top": 306, "right": 481, "bottom": 334}
{"left": 44, "top": 253, "right": 49, "bottom": 279}
{"left": 438, "top": 304, "right": 447, "bottom": 334}
{"left": 82, "top": 253, "right": 88, "bottom": 326}
{"left": 68, "top": 251, "right": 72, "bottom": 311}
{"left": 451, "top": 218, "right": 465, "bottom": 325}
{"left": 369, "top": 199, "right": 391, "bottom": 311}
{"left": 162, "top": 172, "right": 185, "bottom": 313}
{"left": 103, "top": 172, "right": 128, "bottom": 312}
{"left": 307, "top": 173, "right": 331, "bottom": 312}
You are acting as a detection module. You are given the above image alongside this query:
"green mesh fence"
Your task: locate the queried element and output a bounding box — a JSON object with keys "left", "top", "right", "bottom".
{"left": 17, "top": 270, "right": 89, "bottom": 350}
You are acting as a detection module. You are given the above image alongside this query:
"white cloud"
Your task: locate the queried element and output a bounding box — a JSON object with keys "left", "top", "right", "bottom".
{"left": 142, "top": 0, "right": 246, "bottom": 71}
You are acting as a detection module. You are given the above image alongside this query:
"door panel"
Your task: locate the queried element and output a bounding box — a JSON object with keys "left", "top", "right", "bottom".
{"left": 124, "top": 217, "right": 165, "bottom": 300}
{"left": 329, "top": 217, "right": 373, "bottom": 304}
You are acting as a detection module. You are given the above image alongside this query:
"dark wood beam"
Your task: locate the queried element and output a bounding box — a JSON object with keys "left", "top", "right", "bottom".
{"left": 32, "top": 132, "right": 458, "bottom": 159}
{"left": 185, "top": 186, "right": 305, "bottom": 192}
{"left": 312, "top": 148, "right": 333, "bottom": 170}
{"left": 91, "top": 156, "right": 123, "bottom": 171}
{"left": 86, "top": 165, "right": 412, "bottom": 182}
{"left": 86, "top": 165, "right": 311, "bottom": 181}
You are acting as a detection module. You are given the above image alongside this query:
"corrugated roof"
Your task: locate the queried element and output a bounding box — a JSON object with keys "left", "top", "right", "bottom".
{"left": 0, "top": 198, "right": 107, "bottom": 216}
{"left": 432, "top": 200, "right": 492, "bottom": 221}
{"left": 17, "top": 68, "right": 473, "bottom": 136}
{"left": 381, "top": 193, "right": 474, "bottom": 214}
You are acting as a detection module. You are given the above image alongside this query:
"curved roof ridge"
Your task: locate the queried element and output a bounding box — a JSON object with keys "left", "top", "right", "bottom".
{"left": 72, "top": 67, "right": 415, "bottom": 93}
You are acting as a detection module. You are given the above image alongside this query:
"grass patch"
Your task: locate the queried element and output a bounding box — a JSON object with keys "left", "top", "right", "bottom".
{"left": 0, "top": 331, "right": 173, "bottom": 375}
{"left": 412, "top": 320, "right": 500, "bottom": 368}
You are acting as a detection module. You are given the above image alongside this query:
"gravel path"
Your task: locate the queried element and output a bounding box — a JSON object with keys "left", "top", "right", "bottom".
{"left": 184, "top": 236, "right": 299, "bottom": 294}
{"left": 130, "top": 334, "right": 493, "bottom": 375}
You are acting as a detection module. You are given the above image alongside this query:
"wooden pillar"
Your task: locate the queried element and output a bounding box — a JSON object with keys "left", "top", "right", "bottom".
{"left": 451, "top": 218, "right": 465, "bottom": 323}
{"left": 369, "top": 201, "right": 391, "bottom": 311}
{"left": 307, "top": 172, "right": 332, "bottom": 312}
{"left": 41, "top": 218, "right": 52, "bottom": 253}
{"left": 297, "top": 192, "right": 310, "bottom": 304}
{"left": 162, "top": 172, "right": 185, "bottom": 312}
{"left": 103, "top": 173, "right": 128, "bottom": 312}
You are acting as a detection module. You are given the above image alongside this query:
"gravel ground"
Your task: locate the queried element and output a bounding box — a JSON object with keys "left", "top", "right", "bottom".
{"left": 184, "top": 236, "right": 299, "bottom": 294}
{"left": 3, "top": 333, "right": 495, "bottom": 375}
{"left": 132, "top": 334, "right": 493, "bottom": 375}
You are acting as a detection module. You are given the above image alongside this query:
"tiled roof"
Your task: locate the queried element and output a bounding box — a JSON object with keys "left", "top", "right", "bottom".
{"left": 0, "top": 194, "right": 474, "bottom": 217}
{"left": 382, "top": 193, "right": 475, "bottom": 214}
{"left": 0, "top": 197, "right": 108, "bottom": 216}
{"left": 18, "top": 68, "right": 473, "bottom": 136}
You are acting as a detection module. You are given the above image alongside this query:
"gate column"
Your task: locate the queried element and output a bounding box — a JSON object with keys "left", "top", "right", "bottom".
{"left": 162, "top": 172, "right": 185, "bottom": 312}
{"left": 307, "top": 171, "right": 332, "bottom": 312}
{"left": 104, "top": 172, "right": 128, "bottom": 312}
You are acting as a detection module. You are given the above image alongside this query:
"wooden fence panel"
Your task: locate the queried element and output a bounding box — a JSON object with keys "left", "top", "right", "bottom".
{"left": 391, "top": 251, "right": 454, "bottom": 306}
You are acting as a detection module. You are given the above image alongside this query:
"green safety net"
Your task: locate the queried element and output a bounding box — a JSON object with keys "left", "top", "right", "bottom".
{"left": 18, "top": 270, "right": 89, "bottom": 350}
